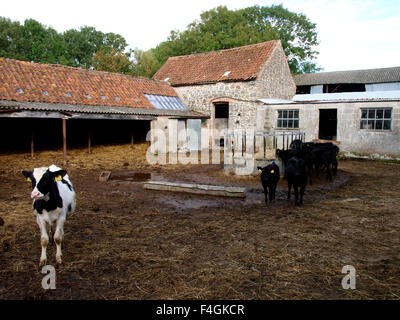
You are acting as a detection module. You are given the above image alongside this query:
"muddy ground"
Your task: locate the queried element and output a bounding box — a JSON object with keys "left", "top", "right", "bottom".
{"left": 0, "top": 143, "right": 399, "bottom": 299}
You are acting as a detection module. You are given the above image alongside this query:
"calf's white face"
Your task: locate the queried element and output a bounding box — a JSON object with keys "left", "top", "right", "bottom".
{"left": 31, "top": 167, "right": 48, "bottom": 200}
{"left": 22, "top": 167, "right": 67, "bottom": 200}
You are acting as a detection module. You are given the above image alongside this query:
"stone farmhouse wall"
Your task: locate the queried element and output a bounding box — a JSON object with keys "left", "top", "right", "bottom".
{"left": 261, "top": 100, "right": 400, "bottom": 158}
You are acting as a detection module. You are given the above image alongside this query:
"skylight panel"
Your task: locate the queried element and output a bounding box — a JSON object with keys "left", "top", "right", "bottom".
{"left": 144, "top": 94, "right": 188, "bottom": 110}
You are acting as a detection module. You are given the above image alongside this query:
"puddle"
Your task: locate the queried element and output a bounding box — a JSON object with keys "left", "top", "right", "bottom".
{"left": 156, "top": 198, "right": 223, "bottom": 210}
{"left": 108, "top": 170, "right": 351, "bottom": 209}
{"left": 110, "top": 171, "right": 153, "bottom": 182}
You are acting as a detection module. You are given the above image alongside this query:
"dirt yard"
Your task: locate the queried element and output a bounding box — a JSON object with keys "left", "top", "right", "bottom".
{"left": 0, "top": 143, "right": 399, "bottom": 299}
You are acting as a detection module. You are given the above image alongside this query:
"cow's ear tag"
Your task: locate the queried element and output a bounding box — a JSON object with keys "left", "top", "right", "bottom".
{"left": 271, "top": 170, "right": 275, "bottom": 174}
{"left": 26, "top": 177, "right": 32, "bottom": 182}
{"left": 54, "top": 175, "right": 62, "bottom": 182}
{"left": 258, "top": 169, "right": 262, "bottom": 173}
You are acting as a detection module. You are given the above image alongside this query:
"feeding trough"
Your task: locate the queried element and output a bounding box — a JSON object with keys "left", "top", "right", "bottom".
{"left": 143, "top": 181, "right": 246, "bottom": 198}
{"left": 99, "top": 171, "right": 112, "bottom": 182}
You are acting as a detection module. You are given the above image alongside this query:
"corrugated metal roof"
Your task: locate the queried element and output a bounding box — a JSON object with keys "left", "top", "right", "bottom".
{"left": 294, "top": 66, "right": 400, "bottom": 86}
{"left": 144, "top": 94, "right": 188, "bottom": 110}
{"left": 0, "top": 100, "right": 206, "bottom": 118}
{"left": 259, "top": 90, "right": 400, "bottom": 104}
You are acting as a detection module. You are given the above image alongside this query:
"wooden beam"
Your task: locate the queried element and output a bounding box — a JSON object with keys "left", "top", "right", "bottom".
{"left": 30, "top": 131, "right": 34, "bottom": 159}
{"left": 0, "top": 111, "right": 64, "bottom": 118}
{"left": 62, "top": 118, "right": 67, "bottom": 165}
{"left": 0, "top": 108, "right": 21, "bottom": 114}
{"left": 88, "top": 128, "right": 92, "bottom": 154}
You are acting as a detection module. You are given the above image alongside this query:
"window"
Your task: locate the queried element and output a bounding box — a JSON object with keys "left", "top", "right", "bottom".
{"left": 277, "top": 109, "right": 299, "bottom": 129}
{"left": 360, "top": 108, "right": 392, "bottom": 130}
{"left": 215, "top": 103, "right": 229, "bottom": 119}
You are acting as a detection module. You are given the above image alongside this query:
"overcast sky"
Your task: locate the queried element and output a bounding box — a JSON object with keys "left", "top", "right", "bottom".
{"left": 2, "top": 0, "right": 400, "bottom": 72}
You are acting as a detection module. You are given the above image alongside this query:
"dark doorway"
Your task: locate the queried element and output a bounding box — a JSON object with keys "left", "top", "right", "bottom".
{"left": 319, "top": 109, "right": 337, "bottom": 140}
{"left": 214, "top": 102, "right": 229, "bottom": 146}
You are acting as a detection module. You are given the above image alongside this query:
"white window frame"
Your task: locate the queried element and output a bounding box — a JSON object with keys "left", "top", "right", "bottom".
{"left": 360, "top": 108, "right": 392, "bottom": 131}
{"left": 277, "top": 109, "right": 300, "bottom": 129}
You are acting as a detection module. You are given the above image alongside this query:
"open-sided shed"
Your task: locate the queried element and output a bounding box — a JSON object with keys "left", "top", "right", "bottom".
{"left": 0, "top": 58, "right": 203, "bottom": 162}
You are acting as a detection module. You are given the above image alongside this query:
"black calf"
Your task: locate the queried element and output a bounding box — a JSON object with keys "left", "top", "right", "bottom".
{"left": 312, "top": 145, "right": 339, "bottom": 181}
{"left": 258, "top": 162, "right": 280, "bottom": 205}
{"left": 276, "top": 149, "right": 299, "bottom": 165}
{"left": 284, "top": 157, "right": 309, "bottom": 206}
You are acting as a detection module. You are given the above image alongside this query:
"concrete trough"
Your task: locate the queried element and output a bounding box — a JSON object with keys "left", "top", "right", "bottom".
{"left": 143, "top": 181, "right": 246, "bottom": 198}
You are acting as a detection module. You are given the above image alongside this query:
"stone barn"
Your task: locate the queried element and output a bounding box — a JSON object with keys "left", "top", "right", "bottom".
{"left": 153, "top": 40, "right": 296, "bottom": 144}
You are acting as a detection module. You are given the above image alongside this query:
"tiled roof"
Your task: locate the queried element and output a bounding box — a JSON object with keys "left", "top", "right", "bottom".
{"left": 153, "top": 40, "right": 279, "bottom": 86}
{"left": 294, "top": 66, "right": 400, "bottom": 86}
{"left": 0, "top": 57, "right": 178, "bottom": 109}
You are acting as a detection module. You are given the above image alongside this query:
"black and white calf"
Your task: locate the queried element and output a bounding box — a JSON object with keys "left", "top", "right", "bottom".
{"left": 22, "top": 165, "right": 76, "bottom": 266}
{"left": 258, "top": 162, "right": 280, "bottom": 205}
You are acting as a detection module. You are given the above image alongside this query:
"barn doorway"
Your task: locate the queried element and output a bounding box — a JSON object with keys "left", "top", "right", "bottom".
{"left": 214, "top": 102, "right": 229, "bottom": 146}
{"left": 319, "top": 109, "right": 337, "bottom": 140}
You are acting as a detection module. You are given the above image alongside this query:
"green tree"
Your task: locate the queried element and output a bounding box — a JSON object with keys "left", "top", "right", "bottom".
{"left": 63, "top": 26, "right": 104, "bottom": 68}
{"left": 153, "top": 5, "right": 321, "bottom": 74}
{"left": 0, "top": 17, "right": 69, "bottom": 64}
{"left": 244, "top": 5, "right": 321, "bottom": 73}
{"left": 63, "top": 27, "right": 134, "bottom": 72}
{"left": 93, "top": 47, "right": 133, "bottom": 74}
{"left": 19, "top": 19, "right": 68, "bottom": 64}
{"left": 0, "top": 17, "right": 24, "bottom": 60}
{"left": 0, "top": 16, "right": 137, "bottom": 73}
{"left": 131, "top": 49, "right": 160, "bottom": 78}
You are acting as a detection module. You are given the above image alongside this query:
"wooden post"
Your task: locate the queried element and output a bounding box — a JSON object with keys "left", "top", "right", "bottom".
{"left": 30, "top": 131, "right": 34, "bottom": 159}
{"left": 131, "top": 130, "right": 134, "bottom": 149}
{"left": 62, "top": 118, "right": 67, "bottom": 165}
{"left": 88, "top": 128, "right": 91, "bottom": 154}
